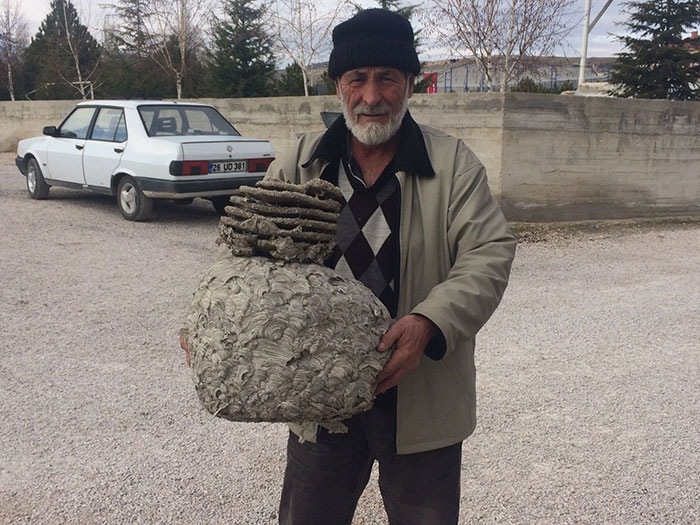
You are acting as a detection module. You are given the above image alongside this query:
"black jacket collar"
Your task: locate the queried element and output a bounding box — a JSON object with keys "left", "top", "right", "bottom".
{"left": 301, "top": 110, "right": 435, "bottom": 179}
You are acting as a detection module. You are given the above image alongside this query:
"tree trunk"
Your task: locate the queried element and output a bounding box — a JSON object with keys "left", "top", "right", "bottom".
{"left": 485, "top": 0, "right": 496, "bottom": 92}
{"left": 178, "top": 0, "right": 187, "bottom": 99}
{"left": 61, "top": 0, "right": 87, "bottom": 99}
{"left": 7, "top": 62, "right": 14, "bottom": 102}
{"left": 301, "top": 66, "right": 309, "bottom": 97}
{"left": 501, "top": 0, "right": 516, "bottom": 93}
{"left": 485, "top": 51, "right": 493, "bottom": 92}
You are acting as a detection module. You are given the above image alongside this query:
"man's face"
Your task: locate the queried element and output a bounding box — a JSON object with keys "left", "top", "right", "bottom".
{"left": 337, "top": 67, "right": 414, "bottom": 146}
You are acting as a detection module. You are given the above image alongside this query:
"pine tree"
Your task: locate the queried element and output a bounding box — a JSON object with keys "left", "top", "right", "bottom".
{"left": 375, "top": 0, "right": 420, "bottom": 32}
{"left": 99, "top": 0, "right": 171, "bottom": 99}
{"left": 23, "top": 0, "right": 100, "bottom": 99}
{"left": 209, "top": 0, "right": 276, "bottom": 98}
{"left": 276, "top": 62, "right": 306, "bottom": 96}
{"left": 107, "top": 0, "right": 151, "bottom": 58}
{"left": 609, "top": 0, "right": 700, "bottom": 100}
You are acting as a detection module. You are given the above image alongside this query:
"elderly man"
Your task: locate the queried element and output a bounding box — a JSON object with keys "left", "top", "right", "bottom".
{"left": 265, "top": 8, "right": 517, "bottom": 524}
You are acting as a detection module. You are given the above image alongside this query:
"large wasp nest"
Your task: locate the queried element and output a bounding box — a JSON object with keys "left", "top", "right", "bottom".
{"left": 183, "top": 179, "right": 392, "bottom": 431}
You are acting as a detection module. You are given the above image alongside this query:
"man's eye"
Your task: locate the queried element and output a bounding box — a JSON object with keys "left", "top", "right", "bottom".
{"left": 380, "top": 75, "right": 401, "bottom": 84}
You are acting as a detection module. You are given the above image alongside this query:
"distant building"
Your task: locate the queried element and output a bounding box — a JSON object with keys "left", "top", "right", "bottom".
{"left": 683, "top": 30, "right": 699, "bottom": 53}
{"left": 296, "top": 56, "right": 619, "bottom": 95}
{"left": 419, "top": 56, "right": 617, "bottom": 93}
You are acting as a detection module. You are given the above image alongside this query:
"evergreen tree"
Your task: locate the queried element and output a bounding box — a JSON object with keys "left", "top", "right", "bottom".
{"left": 510, "top": 77, "right": 575, "bottom": 94}
{"left": 319, "top": 71, "right": 336, "bottom": 96}
{"left": 23, "top": 0, "right": 100, "bottom": 99}
{"left": 276, "top": 62, "right": 306, "bottom": 96}
{"left": 609, "top": 0, "right": 700, "bottom": 100}
{"left": 100, "top": 0, "right": 168, "bottom": 98}
{"left": 99, "top": 49, "right": 175, "bottom": 99}
{"left": 209, "top": 0, "right": 276, "bottom": 98}
{"left": 107, "top": 0, "right": 152, "bottom": 58}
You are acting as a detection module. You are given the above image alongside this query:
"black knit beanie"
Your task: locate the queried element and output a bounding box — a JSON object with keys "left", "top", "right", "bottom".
{"left": 327, "top": 9, "right": 420, "bottom": 80}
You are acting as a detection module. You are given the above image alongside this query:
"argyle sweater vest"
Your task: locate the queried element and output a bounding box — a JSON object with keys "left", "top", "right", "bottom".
{"left": 326, "top": 160, "right": 400, "bottom": 318}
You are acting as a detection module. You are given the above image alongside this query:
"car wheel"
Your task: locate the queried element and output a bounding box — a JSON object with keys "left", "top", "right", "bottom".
{"left": 26, "top": 157, "right": 50, "bottom": 200}
{"left": 211, "top": 196, "right": 231, "bottom": 215}
{"left": 117, "top": 176, "right": 153, "bottom": 221}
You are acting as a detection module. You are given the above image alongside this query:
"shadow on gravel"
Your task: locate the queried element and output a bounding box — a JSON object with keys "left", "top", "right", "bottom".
{"left": 511, "top": 216, "right": 700, "bottom": 243}
{"left": 42, "top": 188, "right": 222, "bottom": 226}
{"left": 152, "top": 200, "right": 223, "bottom": 225}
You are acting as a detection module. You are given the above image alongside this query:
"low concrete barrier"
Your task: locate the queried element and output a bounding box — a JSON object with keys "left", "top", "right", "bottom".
{"left": 3, "top": 93, "right": 699, "bottom": 221}
{"left": 499, "top": 93, "right": 700, "bottom": 221}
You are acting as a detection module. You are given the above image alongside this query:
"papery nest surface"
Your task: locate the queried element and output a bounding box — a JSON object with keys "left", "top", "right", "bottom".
{"left": 184, "top": 179, "right": 393, "bottom": 430}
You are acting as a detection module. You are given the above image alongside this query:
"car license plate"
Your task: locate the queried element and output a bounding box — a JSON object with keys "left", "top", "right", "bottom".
{"left": 209, "top": 160, "right": 247, "bottom": 173}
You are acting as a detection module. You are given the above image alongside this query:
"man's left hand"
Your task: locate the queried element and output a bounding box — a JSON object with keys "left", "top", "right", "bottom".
{"left": 180, "top": 328, "right": 191, "bottom": 368}
{"left": 374, "top": 314, "right": 438, "bottom": 395}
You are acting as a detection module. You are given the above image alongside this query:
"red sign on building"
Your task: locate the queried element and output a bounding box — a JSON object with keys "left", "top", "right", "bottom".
{"left": 424, "top": 72, "right": 438, "bottom": 93}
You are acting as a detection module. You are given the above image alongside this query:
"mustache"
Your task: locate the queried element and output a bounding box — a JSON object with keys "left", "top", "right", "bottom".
{"left": 353, "top": 102, "right": 392, "bottom": 117}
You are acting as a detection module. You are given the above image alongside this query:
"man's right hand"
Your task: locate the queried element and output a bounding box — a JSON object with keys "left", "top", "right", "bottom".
{"left": 179, "top": 329, "right": 191, "bottom": 368}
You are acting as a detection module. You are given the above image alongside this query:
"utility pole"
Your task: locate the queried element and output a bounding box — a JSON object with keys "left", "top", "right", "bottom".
{"left": 578, "top": 0, "right": 614, "bottom": 89}
{"left": 578, "top": 0, "right": 592, "bottom": 87}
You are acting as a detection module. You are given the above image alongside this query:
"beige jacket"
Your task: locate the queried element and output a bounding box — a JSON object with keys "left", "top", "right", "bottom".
{"left": 266, "top": 123, "right": 516, "bottom": 454}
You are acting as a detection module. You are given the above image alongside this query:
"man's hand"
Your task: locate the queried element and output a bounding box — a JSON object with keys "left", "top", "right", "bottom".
{"left": 374, "top": 314, "right": 438, "bottom": 395}
{"left": 179, "top": 328, "right": 191, "bottom": 368}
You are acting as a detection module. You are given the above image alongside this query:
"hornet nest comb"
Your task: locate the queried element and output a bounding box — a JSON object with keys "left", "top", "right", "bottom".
{"left": 183, "top": 178, "right": 393, "bottom": 432}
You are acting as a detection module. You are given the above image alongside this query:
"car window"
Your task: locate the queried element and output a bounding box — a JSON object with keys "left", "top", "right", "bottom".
{"left": 137, "top": 105, "right": 240, "bottom": 137}
{"left": 184, "top": 109, "right": 216, "bottom": 134}
{"left": 59, "top": 107, "right": 95, "bottom": 139}
{"left": 114, "top": 113, "right": 127, "bottom": 142}
{"left": 147, "top": 108, "right": 182, "bottom": 136}
{"left": 91, "top": 108, "right": 127, "bottom": 142}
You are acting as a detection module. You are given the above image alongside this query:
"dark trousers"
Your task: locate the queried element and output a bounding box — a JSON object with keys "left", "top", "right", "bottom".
{"left": 279, "top": 390, "right": 462, "bottom": 524}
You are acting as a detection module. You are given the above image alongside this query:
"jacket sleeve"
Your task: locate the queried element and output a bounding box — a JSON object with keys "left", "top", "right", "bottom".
{"left": 264, "top": 133, "right": 322, "bottom": 184}
{"left": 410, "top": 156, "right": 516, "bottom": 359}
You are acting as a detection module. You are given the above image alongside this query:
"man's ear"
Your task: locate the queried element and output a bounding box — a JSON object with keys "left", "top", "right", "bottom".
{"left": 407, "top": 75, "right": 415, "bottom": 98}
{"left": 335, "top": 80, "right": 341, "bottom": 99}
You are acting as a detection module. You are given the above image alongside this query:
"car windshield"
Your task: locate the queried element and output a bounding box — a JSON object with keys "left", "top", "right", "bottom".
{"left": 137, "top": 105, "right": 240, "bottom": 137}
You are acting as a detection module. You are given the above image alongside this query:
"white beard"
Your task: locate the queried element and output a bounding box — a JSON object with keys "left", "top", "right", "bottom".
{"left": 340, "top": 84, "right": 410, "bottom": 146}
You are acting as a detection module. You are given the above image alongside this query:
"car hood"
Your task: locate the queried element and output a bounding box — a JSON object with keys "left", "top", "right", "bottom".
{"left": 17, "top": 135, "right": 50, "bottom": 155}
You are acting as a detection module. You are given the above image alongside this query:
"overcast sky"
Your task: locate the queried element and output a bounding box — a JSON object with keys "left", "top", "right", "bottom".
{"left": 19, "top": 0, "right": 645, "bottom": 61}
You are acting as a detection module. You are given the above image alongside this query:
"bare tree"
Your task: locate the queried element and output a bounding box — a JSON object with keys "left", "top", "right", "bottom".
{"left": 272, "top": 0, "right": 347, "bottom": 96}
{"left": 0, "top": 0, "right": 28, "bottom": 101}
{"left": 428, "top": 0, "right": 576, "bottom": 92}
{"left": 147, "top": 0, "right": 214, "bottom": 99}
{"left": 58, "top": 0, "right": 101, "bottom": 98}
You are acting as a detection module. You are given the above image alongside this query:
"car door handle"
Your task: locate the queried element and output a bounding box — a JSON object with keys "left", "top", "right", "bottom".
{"left": 114, "top": 147, "right": 124, "bottom": 153}
{"left": 75, "top": 144, "right": 84, "bottom": 150}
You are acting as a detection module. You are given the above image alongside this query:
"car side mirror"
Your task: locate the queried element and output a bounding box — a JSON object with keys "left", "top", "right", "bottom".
{"left": 43, "top": 126, "right": 58, "bottom": 137}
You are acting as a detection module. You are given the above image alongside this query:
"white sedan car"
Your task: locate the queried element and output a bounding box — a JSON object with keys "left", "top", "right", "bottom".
{"left": 15, "top": 100, "right": 275, "bottom": 221}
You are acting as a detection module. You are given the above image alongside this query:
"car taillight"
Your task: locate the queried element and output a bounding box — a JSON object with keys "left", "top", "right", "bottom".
{"left": 169, "top": 160, "right": 210, "bottom": 176}
{"left": 248, "top": 158, "right": 275, "bottom": 173}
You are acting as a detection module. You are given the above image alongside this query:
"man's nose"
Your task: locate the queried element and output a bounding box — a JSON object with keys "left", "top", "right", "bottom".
{"left": 361, "top": 79, "right": 382, "bottom": 106}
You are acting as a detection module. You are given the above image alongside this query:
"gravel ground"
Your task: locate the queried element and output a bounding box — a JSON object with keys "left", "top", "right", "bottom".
{"left": 1, "top": 152, "right": 698, "bottom": 524}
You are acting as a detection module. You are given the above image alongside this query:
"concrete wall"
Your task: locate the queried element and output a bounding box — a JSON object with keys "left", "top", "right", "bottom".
{"left": 199, "top": 95, "right": 507, "bottom": 191}
{"left": 500, "top": 93, "right": 700, "bottom": 220}
{"left": 0, "top": 100, "right": 77, "bottom": 153}
{"left": 3, "top": 93, "right": 699, "bottom": 221}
